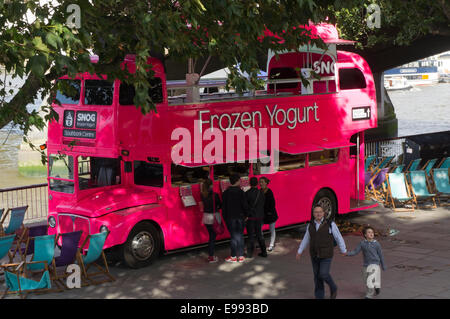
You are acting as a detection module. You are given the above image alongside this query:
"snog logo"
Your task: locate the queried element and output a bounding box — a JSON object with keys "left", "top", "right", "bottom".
{"left": 366, "top": 4, "right": 381, "bottom": 29}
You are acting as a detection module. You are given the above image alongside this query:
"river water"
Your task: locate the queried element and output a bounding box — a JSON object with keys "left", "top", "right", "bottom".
{"left": 0, "top": 83, "right": 449, "bottom": 188}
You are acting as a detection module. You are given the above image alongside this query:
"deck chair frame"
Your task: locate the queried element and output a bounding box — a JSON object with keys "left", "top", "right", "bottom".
{"left": 76, "top": 232, "right": 115, "bottom": 286}
{"left": 386, "top": 174, "right": 416, "bottom": 212}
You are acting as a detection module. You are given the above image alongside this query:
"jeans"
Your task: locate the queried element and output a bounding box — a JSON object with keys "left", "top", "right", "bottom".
{"left": 205, "top": 224, "right": 216, "bottom": 257}
{"left": 226, "top": 219, "right": 245, "bottom": 257}
{"left": 311, "top": 257, "right": 337, "bottom": 299}
{"left": 246, "top": 219, "right": 266, "bottom": 257}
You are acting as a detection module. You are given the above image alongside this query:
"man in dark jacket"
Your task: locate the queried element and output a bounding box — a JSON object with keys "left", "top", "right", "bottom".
{"left": 245, "top": 177, "right": 267, "bottom": 258}
{"left": 222, "top": 174, "right": 249, "bottom": 262}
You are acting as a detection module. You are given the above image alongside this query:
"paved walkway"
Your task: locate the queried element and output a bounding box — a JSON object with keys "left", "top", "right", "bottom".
{"left": 9, "top": 205, "right": 450, "bottom": 298}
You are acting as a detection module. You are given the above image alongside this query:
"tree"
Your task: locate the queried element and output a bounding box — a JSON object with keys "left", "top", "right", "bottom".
{"left": 0, "top": 0, "right": 330, "bottom": 139}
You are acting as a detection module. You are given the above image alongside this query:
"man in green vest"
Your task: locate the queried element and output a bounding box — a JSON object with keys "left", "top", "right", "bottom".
{"left": 296, "top": 205, "right": 347, "bottom": 299}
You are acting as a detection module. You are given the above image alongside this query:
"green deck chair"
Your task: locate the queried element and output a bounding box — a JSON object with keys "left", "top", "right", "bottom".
{"left": 2, "top": 261, "right": 52, "bottom": 299}
{"left": 26, "top": 235, "right": 57, "bottom": 280}
{"left": 433, "top": 168, "right": 450, "bottom": 205}
{"left": 0, "top": 206, "right": 28, "bottom": 236}
{"left": 386, "top": 173, "right": 416, "bottom": 211}
{"left": 0, "top": 235, "right": 16, "bottom": 273}
{"left": 406, "top": 158, "right": 422, "bottom": 172}
{"left": 77, "top": 232, "right": 115, "bottom": 285}
{"left": 438, "top": 157, "right": 450, "bottom": 169}
{"left": 409, "top": 170, "right": 437, "bottom": 208}
{"left": 393, "top": 165, "right": 405, "bottom": 173}
{"left": 365, "top": 155, "right": 376, "bottom": 171}
{"left": 422, "top": 159, "right": 437, "bottom": 175}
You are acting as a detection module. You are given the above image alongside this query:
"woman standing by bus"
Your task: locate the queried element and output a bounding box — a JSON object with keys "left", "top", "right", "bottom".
{"left": 259, "top": 177, "right": 278, "bottom": 252}
{"left": 200, "top": 178, "right": 222, "bottom": 263}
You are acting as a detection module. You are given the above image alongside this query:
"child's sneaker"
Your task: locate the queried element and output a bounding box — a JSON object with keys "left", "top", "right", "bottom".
{"left": 208, "top": 256, "right": 218, "bottom": 263}
{"left": 225, "top": 256, "right": 237, "bottom": 263}
{"left": 238, "top": 256, "right": 245, "bottom": 262}
{"left": 268, "top": 245, "right": 274, "bottom": 252}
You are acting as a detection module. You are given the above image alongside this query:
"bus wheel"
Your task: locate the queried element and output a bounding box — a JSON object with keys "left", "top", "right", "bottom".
{"left": 122, "top": 222, "right": 161, "bottom": 269}
{"left": 312, "top": 189, "right": 337, "bottom": 221}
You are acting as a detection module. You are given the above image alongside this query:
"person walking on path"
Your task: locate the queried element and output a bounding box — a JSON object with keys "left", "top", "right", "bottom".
{"left": 200, "top": 178, "right": 222, "bottom": 263}
{"left": 346, "top": 226, "right": 386, "bottom": 299}
{"left": 245, "top": 177, "right": 267, "bottom": 258}
{"left": 296, "top": 205, "right": 347, "bottom": 299}
{"left": 222, "top": 174, "right": 249, "bottom": 263}
{"left": 259, "top": 177, "right": 278, "bottom": 252}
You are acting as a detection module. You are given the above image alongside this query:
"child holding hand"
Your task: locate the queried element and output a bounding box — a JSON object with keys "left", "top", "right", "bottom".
{"left": 346, "top": 226, "right": 386, "bottom": 299}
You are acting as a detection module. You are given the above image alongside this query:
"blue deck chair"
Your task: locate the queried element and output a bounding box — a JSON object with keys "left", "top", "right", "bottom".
{"left": 1, "top": 261, "right": 52, "bottom": 299}
{"left": 386, "top": 173, "right": 416, "bottom": 211}
{"left": 373, "top": 156, "right": 395, "bottom": 172}
{"left": 422, "top": 159, "right": 437, "bottom": 175}
{"left": 26, "top": 234, "right": 57, "bottom": 281}
{"left": 432, "top": 168, "right": 450, "bottom": 205}
{"left": 392, "top": 165, "right": 405, "bottom": 173}
{"left": 409, "top": 171, "right": 437, "bottom": 208}
{"left": 438, "top": 157, "right": 450, "bottom": 169}
{"left": 0, "top": 206, "right": 28, "bottom": 236}
{"left": 0, "top": 235, "right": 16, "bottom": 274}
{"left": 406, "top": 158, "right": 422, "bottom": 172}
{"left": 365, "top": 155, "right": 376, "bottom": 172}
{"left": 77, "top": 231, "right": 115, "bottom": 285}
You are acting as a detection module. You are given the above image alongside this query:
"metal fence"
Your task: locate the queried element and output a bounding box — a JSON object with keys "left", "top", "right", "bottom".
{"left": 0, "top": 183, "right": 48, "bottom": 223}
{"left": 365, "top": 137, "right": 406, "bottom": 166}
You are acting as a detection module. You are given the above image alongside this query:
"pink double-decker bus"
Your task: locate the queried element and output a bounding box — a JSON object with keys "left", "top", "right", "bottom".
{"left": 46, "top": 24, "right": 378, "bottom": 268}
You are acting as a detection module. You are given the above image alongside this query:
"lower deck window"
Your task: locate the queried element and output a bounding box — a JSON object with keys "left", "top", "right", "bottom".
{"left": 171, "top": 164, "right": 210, "bottom": 186}
{"left": 49, "top": 154, "right": 74, "bottom": 194}
{"left": 309, "top": 149, "right": 339, "bottom": 166}
{"left": 78, "top": 157, "right": 121, "bottom": 190}
{"left": 134, "top": 161, "right": 164, "bottom": 187}
{"left": 213, "top": 162, "right": 250, "bottom": 180}
{"left": 277, "top": 152, "right": 306, "bottom": 171}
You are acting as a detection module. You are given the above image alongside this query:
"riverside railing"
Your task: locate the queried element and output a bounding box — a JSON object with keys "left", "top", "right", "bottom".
{"left": 0, "top": 183, "right": 48, "bottom": 223}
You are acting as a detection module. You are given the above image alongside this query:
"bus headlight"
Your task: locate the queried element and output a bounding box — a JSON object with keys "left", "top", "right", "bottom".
{"left": 48, "top": 216, "right": 56, "bottom": 228}
{"left": 100, "top": 225, "right": 109, "bottom": 233}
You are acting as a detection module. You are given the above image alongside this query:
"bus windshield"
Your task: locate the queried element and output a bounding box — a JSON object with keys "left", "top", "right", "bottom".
{"left": 78, "top": 156, "right": 121, "bottom": 190}
{"left": 49, "top": 154, "right": 75, "bottom": 193}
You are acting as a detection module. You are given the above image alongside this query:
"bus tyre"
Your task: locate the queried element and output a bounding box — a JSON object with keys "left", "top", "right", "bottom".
{"left": 122, "top": 222, "right": 161, "bottom": 269}
{"left": 312, "top": 189, "right": 337, "bottom": 221}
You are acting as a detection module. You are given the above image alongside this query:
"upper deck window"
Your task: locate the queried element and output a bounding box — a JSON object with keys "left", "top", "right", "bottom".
{"left": 339, "top": 68, "right": 366, "bottom": 90}
{"left": 268, "top": 67, "right": 299, "bottom": 90}
{"left": 119, "top": 77, "right": 164, "bottom": 105}
{"left": 55, "top": 80, "right": 81, "bottom": 105}
{"left": 84, "top": 80, "right": 114, "bottom": 105}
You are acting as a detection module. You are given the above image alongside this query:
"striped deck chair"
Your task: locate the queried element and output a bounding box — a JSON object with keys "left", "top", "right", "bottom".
{"left": 405, "top": 158, "right": 422, "bottom": 172}
{"left": 409, "top": 170, "right": 437, "bottom": 209}
{"left": 438, "top": 157, "right": 450, "bottom": 169}
{"left": 386, "top": 173, "right": 416, "bottom": 212}
{"left": 432, "top": 168, "right": 450, "bottom": 206}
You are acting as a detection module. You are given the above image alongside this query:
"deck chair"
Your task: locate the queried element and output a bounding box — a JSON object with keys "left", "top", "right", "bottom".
{"left": 422, "top": 159, "right": 437, "bottom": 175}
{"left": 77, "top": 232, "right": 115, "bottom": 285}
{"left": 365, "top": 168, "right": 389, "bottom": 203}
{"left": 365, "top": 155, "right": 376, "bottom": 172}
{"left": 0, "top": 206, "right": 28, "bottom": 236}
{"left": 25, "top": 234, "right": 57, "bottom": 281}
{"left": 372, "top": 156, "right": 395, "bottom": 172}
{"left": 0, "top": 208, "right": 3, "bottom": 221}
{"left": 53, "top": 231, "right": 82, "bottom": 289}
{"left": 1, "top": 261, "right": 52, "bottom": 299}
{"left": 392, "top": 165, "right": 405, "bottom": 173}
{"left": 409, "top": 170, "right": 437, "bottom": 209}
{"left": 438, "top": 157, "right": 450, "bottom": 169}
{"left": 432, "top": 168, "right": 450, "bottom": 206}
{"left": 405, "top": 158, "right": 422, "bottom": 172}
{"left": 386, "top": 173, "right": 416, "bottom": 212}
{"left": 0, "top": 235, "right": 16, "bottom": 277}
{"left": 21, "top": 225, "right": 48, "bottom": 256}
